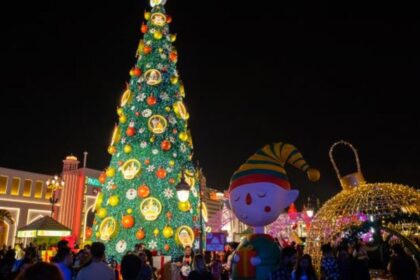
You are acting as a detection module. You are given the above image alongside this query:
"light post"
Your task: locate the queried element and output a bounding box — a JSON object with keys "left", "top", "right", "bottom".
{"left": 46, "top": 175, "right": 65, "bottom": 217}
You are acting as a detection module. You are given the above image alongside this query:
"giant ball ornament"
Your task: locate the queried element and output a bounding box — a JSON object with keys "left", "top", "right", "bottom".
{"left": 146, "top": 95, "right": 157, "bottom": 106}
{"left": 161, "top": 140, "right": 171, "bottom": 151}
{"left": 126, "top": 127, "right": 136, "bottom": 137}
{"left": 107, "top": 145, "right": 116, "bottom": 155}
{"left": 170, "top": 34, "right": 177, "bottom": 42}
{"left": 108, "top": 195, "right": 119, "bottom": 207}
{"left": 144, "top": 11, "right": 151, "bottom": 20}
{"left": 123, "top": 144, "right": 132, "bottom": 154}
{"left": 179, "top": 132, "right": 188, "bottom": 142}
{"left": 98, "top": 172, "right": 107, "bottom": 184}
{"left": 178, "top": 201, "right": 191, "bottom": 212}
{"left": 156, "top": 168, "right": 167, "bottom": 179}
{"left": 141, "top": 22, "right": 148, "bottom": 33}
{"left": 119, "top": 115, "right": 127, "bottom": 123}
{"left": 143, "top": 45, "right": 152, "bottom": 55}
{"left": 138, "top": 185, "right": 150, "bottom": 198}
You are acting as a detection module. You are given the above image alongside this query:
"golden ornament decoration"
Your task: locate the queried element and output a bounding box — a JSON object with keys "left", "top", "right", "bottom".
{"left": 173, "top": 101, "right": 189, "bottom": 120}
{"left": 123, "top": 144, "right": 132, "bottom": 154}
{"left": 144, "top": 11, "right": 151, "bottom": 20}
{"left": 119, "top": 159, "right": 142, "bottom": 180}
{"left": 151, "top": 13, "right": 166, "bottom": 26}
{"left": 178, "top": 131, "right": 188, "bottom": 142}
{"left": 305, "top": 140, "right": 420, "bottom": 273}
{"left": 162, "top": 225, "right": 174, "bottom": 238}
{"left": 97, "top": 208, "right": 107, "bottom": 218}
{"left": 111, "top": 125, "right": 121, "bottom": 146}
{"left": 144, "top": 69, "right": 162, "bottom": 86}
{"left": 99, "top": 217, "right": 118, "bottom": 241}
{"left": 108, "top": 195, "right": 119, "bottom": 207}
{"left": 164, "top": 244, "right": 170, "bottom": 251}
{"left": 127, "top": 208, "right": 133, "bottom": 214}
{"left": 154, "top": 228, "right": 159, "bottom": 236}
{"left": 154, "top": 31, "right": 163, "bottom": 40}
{"left": 121, "top": 88, "right": 132, "bottom": 107}
{"left": 117, "top": 107, "right": 124, "bottom": 116}
{"left": 107, "top": 145, "right": 116, "bottom": 155}
{"left": 179, "top": 83, "right": 185, "bottom": 97}
{"left": 165, "top": 106, "right": 171, "bottom": 112}
{"left": 178, "top": 201, "right": 191, "bottom": 212}
{"left": 148, "top": 115, "right": 167, "bottom": 134}
{"left": 106, "top": 167, "right": 115, "bottom": 177}
{"left": 170, "top": 76, "right": 179, "bottom": 85}
{"left": 119, "top": 115, "right": 127, "bottom": 123}
{"left": 169, "top": 160, "right": 175, "bottom": 167}
{"left": 170, "top": 34, "right": 177, "bottom": 42}
{"left": 95, "top": 192, "right": 104, "bottom": 210}
{"left": 140, "top": 197, "right": 162, "bottom": 221}
{"left": 175, "top": 226, "right": 195, "bottom": 247}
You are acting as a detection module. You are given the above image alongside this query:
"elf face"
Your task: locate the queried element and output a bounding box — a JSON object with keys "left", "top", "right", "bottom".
{"left": 229, "top": 183, "right": 299, "bottom": 227}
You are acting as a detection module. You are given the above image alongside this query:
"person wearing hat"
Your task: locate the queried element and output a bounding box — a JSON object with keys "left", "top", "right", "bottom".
{"left": 229, "top": 142, "right": 319, "bottom": 280}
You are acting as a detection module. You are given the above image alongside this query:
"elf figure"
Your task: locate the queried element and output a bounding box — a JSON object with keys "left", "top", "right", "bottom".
{"left": 229, "top": 142, "right": 320, "bottom": 280}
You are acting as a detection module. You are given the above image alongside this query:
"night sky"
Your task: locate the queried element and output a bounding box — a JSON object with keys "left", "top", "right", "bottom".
{"left": 1, "top": 0, "right": 419, "bottom": 208}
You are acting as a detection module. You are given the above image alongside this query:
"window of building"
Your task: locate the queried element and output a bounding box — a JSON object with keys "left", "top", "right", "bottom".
{"left": 23, "top": 179, "right": 32, "bottom": 197}
{"left": 34, "top": 181, "right": 43, "bottom": 199}
{"left": 0, "top": 176, "right": 7, "bottom": 194}
{"left": 44, "top": 188, "right": 52, "bottom": 200}
{"left": 10, "top": 178, "right": 20, "bottom": 196}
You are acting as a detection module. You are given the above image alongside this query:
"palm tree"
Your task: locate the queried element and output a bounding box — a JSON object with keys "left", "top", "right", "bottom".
{"left": 0, "top": 209, "right": 14, "bottom": 224}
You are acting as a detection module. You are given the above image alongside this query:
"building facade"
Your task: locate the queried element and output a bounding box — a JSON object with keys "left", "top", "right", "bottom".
{"left": 0, "top": 155, "right": 103, "bottom": 247}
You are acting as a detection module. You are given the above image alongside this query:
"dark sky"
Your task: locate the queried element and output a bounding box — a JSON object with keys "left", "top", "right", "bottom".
{"left": 1, "top": 0, "right": 419, "bottom": 208}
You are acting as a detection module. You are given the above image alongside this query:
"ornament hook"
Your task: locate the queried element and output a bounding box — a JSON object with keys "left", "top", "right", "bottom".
{"left": 329, "top": 140, "right": 365, "bottom": 190}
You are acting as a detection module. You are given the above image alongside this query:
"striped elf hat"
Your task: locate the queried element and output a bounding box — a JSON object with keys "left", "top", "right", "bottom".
{"left": 229, "top": 142, "right": 320, "bottom": 192}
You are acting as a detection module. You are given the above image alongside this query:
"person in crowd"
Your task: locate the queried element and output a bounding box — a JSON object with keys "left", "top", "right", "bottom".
{"left": 210, "top": 252, "right": 223, "bottom": 280}
{"left": 291, "top": 254, "right": 317, "bottom": 280}
{"left": 137, "top": 252, "right": 153, "bottom": 280}
{"left": 336, "top": 246, "right": 351, "bottom": 280}
{"left": 268, "top": 246, "right": 298, "bottom": 280}
{"left": 175, "top": 246, "right": 194, "bottom": 280}
{"left": 121, "top": 253, "right": 142, "bottom": 280}
{"left": 15, "top": 262, "right": 63, "bottom": 280}
{"left": 387, "top": 243, "right": 417, "bottom": 280}
{"left": 320, "top": 244, "right": 339, "bottom": 280}
{"left": 76, "top": 242, "right": 115, "bottom": 280}
{"left": 51, "top": 240, "right": 70, "bottom": 263}
{"left": 54, "top": 247, "right": 73, "bottom": 280}
{"left": 347, "top": 243, "right": 369, "bottom": 280}
{"left": 188, "top": 254, "right": 212, "bottom": 280}
{"left": 0, "top": 248, "right": 15, "bottom": 279}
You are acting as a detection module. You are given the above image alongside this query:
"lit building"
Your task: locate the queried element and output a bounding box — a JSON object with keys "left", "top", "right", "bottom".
{"left": 0, "top": 154, "right": 103, "bottom": 247}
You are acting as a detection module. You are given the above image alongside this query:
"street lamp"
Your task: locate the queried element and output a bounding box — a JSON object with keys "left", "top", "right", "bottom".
{"left": 305, "top": 197, "right": 314, "bottom": 218}
{"left": 46, "top": 175, "right": 65, "bottom": 217}
{"left": 175, "top": 172, "right": 190, "bottom": 202}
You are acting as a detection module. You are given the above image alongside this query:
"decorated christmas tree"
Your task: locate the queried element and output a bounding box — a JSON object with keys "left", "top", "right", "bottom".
{"left": 92, "top": 0, "right": 201, "bottom": 261}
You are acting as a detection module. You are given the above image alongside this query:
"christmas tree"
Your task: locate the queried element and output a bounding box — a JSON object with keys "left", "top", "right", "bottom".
{"left": 92, "top": 0, "right": 201, "bottom": 261}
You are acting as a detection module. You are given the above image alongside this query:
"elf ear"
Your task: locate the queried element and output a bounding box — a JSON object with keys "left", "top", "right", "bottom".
{"left": 285, "top": 190, "right": 299, "bottom": 207}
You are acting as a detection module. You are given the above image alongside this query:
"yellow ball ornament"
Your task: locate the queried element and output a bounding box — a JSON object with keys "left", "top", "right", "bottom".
{"left": 123, "top": 144, "right": 132, "bottom": 154}
{"left": 179, "top": 132, "right": 188, "bottom": 142}
{"left": 170, "top": 34, "right": 177, "bottom": 42}
{"left": 95, "top": 232, "right": 100, "bottom": 238}
{"left": 169, "top": 160, "right": 175, "bottom": 167}
{"left": 162, "top": 225, "right": 174, "bottom": 238}
{"left": 106, "top": 167, "right": 115, "bottom": 177}
{"left": 165, "top": 106, "right": 171, "bottom": 112}
{"left": 154, "top": 228, "right": 159, "bottom": 236}
{"left": 158, "top": 48, "right": 163, "bottom": 53}
{"left": 145, "top": 11, "right": 151, "bottom": 20}
{"left": 107, "top": 146, "right": 116, "bottom": 155}
{"left": 170, "top": 76, "right": 179, "bottom": 85}
{"left": 307, "top": 168, "right": 321, "bottom": 182}
{"left": 119, "top": 115, "right": 127, "bottom": 123}
{"left": 127, "top": 208, "right": 133, "bottom": 214}
{"left": 108, "top": 195, "right": 119, "bottom": 207}
{"left": 97, "top": 208, "right": 107, "bottom": 218}
{"left": 154, "top": 31, "right": 163, "bottom": 40}
{"left": 117, "top": 107, "right": 124, "bottom": 116}
{"left": 178, "top": 201, "right": 191, "bottom": 212}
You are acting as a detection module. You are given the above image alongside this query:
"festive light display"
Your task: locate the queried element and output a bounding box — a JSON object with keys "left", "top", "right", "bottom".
{"left": 92, "top": 0, "right": 201, "bottom": 261}
{"left": 305, "top": 141, "right": 420, "bottom": 271}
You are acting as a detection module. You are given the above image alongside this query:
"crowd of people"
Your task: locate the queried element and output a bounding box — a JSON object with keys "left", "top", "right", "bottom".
{"left": 0, "top": 238, "right": 418, "bottom": 280}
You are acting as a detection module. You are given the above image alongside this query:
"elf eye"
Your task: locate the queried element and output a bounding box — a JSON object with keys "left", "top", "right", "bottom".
{"left": 257, "top": 192, "right": 266, "bottom": 198}
{"left": 234, "top": 195, "right": 241, "bottom": 201}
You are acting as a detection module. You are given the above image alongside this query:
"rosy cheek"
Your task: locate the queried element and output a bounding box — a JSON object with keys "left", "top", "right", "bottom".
{"left": 264, "top": 206, "right": 271, "bottom": 213}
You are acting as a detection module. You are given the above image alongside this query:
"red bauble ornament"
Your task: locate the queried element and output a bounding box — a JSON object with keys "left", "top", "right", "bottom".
{"left": 137, "top": 185, "right": 150, "bottom": 198}
{"left": 168, "top": 178, "right": 175, "bottom": 184}
{"left": 85, "top": 227, "right": 93, "bottom": 239}
{"left": 172, "top": 128, "right": 178, "bottom": 134}
{"left": 98, "top": 172, "right": 107, "bottom": 184}
{"left": 136, "top": 228, "right": 145, "bottom": 240}
{"left": 122, "top": 215, "right": 134, "bottom": 229}
{"left": 161, "top": 140, "right": 171, "bottom": 151}
{"left": 118, "top": 160, "right": 124, "bottom": 166}
{"left": 166, "top": 211, "right": 173, "bottom": 220}
{"left": 169, "top": 52, "right": 178, "bottom": 62}
{"left": 156, "top": 168, "right": 167, "bottom": 179}
{"left": 166, "top": 15, "right": 172, "bottom": 23}
{"left": 144, "top": 159, "right": 150, "bottom": 165}
{"left": 146, "top": 96, "right": 157, "bottom": 106}
{"left": 164, "top": 244, "right": 170, "bottom": 251}
{"left": 135, "top": 112, "right": 140, "bottom": 117}
{"left": 133, "top": 67, "right": 141, "bottom": 77}
{"left": 126, "top": 127, "right": 136, "bottom": 137}
{"left": 143, "top": 45, "right": 152, "bottom": 55}
{"left": 141, "top": 22, "right": 148, "bottom": 33}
